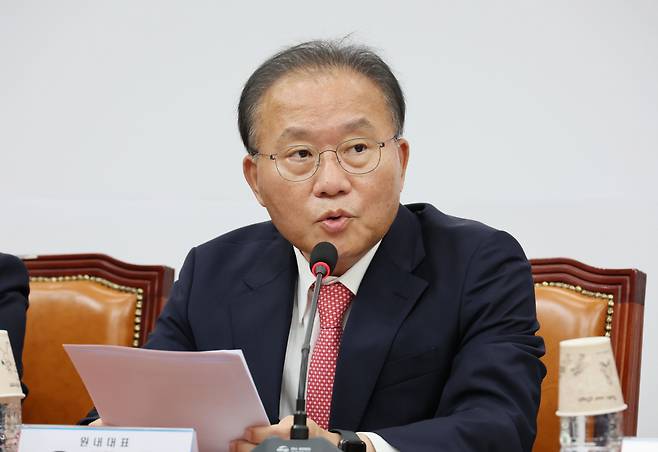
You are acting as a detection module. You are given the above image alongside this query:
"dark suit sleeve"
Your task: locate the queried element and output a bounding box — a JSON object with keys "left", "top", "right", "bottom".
{"left": 143, "top": 247, "right": 198, "bottom": 351}
{"left": 375, "top": 231, "right": 546, "bottom": 451}
{"left": 0, "top": 253, "right": 30, "bottom": 395}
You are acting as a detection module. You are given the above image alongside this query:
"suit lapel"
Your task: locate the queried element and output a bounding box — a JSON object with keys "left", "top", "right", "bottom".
{"left": 229, "top": 234, "right": 296, "bottom": 424}
{"left": 330, "top": 206, "right": 428, "bottom": 429}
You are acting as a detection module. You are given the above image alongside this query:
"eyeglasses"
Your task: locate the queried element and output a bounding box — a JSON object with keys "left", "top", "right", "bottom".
{"left": 252, "top": 136, "right": 399, "bottom": 182}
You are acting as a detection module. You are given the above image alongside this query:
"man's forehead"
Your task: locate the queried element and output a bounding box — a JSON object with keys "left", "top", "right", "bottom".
{"left": 253, "top": 67, "right": 394, "bottom": 148}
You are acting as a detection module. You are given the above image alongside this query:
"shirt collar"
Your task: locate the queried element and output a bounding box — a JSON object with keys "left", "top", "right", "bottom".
{"left": 293, "top": 241, "right": 382, "bottom": 323}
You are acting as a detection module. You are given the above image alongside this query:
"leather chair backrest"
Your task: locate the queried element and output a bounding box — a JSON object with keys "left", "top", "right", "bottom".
{"left": 23, "top": 277, "right": 140, "bottom": 424}
{"left": 533, "top": 283, "right": 609, "bottom": 452}
{"left": 22, "top": 253, "right": 174, "bottom": 425}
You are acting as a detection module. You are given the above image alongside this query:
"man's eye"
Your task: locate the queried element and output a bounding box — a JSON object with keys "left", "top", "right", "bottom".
{"left": 349, "top": 143, "right": 369, "bottom": 153}
{"left": 286, "top": 148, "right": 314, "bottom": 160}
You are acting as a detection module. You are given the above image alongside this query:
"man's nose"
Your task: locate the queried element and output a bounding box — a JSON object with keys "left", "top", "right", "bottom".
{"left": 312, "top": 150, "right": 351, "bottom": 197}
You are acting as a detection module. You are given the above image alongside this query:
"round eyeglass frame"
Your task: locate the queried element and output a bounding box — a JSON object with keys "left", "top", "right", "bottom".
{"left": 251, "top": 135, "right": 400, "bottom": 182}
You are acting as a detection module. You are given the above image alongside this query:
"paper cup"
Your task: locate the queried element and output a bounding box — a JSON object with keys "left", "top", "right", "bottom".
{"left": 556, "top": 336, "right": 626, "bottom": 416}
{"left": 0, "top": 330, "right": 25, "bottom": 400}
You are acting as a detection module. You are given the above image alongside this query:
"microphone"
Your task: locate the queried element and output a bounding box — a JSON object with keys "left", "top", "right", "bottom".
{"left": 254, "top": 242, "right": 341, "bottom": 452}
{"left": 309, "top": 241, "right": 339, "bottom": 278}
{"left": 291, "top": 242, "right": 338, "bottom": 438}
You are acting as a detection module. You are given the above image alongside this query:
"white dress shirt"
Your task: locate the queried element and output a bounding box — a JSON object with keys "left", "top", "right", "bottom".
{"left": 278, "top": 242, "right": 398, "bottom": 452}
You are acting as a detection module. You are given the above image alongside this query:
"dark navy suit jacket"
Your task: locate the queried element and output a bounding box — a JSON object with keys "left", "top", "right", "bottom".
{"left": 141, "top": 203, "right": 545, "bottom": 451}
{"left": 0, "top": 252, "right": 30, "bottom": 397}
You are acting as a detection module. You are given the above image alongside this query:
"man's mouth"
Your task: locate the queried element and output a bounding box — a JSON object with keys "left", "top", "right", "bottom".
{"left": 318, "top": 210, "right": 353, "bottom": 233}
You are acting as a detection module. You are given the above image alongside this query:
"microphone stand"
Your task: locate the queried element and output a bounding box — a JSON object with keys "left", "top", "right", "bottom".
{"left": 291, "top": 271, "right": 323, "bottom": 439}
{"left": 254, "top": 269, "right": 341, "bottom": 451}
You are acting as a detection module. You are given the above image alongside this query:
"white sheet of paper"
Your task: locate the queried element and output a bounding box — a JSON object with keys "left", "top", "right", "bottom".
{"left": 64, "top": 345, "right": 270, "bottom": 452}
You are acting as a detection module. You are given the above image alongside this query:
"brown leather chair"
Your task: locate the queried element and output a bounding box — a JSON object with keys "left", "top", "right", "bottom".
{"left": 530, "top": 258, "right": 646, "bottom": 452}
{"left": 21, "top": 254, "right": 174, "bottom": 425}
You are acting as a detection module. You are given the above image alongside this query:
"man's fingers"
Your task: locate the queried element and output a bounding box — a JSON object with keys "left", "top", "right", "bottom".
{"left": 89, "top": 419, "right": 105, "bottom": 427}
{"left": 230, "top": 439, "right": 255, "bottom": 452}
{"left": 245, "top": 423, "right": 289, "bottom": 443}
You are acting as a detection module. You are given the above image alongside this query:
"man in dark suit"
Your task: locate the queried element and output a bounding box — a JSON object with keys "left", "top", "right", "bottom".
{"left": 90, "top": 40, "right": 545, "bottom": 451}
{"left": 0, "top": 252, "right": 30, "bottom": 396}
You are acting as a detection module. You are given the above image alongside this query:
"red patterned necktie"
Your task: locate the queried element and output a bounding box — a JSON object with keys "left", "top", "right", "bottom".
{"left": 306, "top": 282, "right": 354, "bottom": 429}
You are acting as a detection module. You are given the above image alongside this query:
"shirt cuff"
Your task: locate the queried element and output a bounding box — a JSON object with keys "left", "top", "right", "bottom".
{"left": 358, "top": 432, "right": 399, "bottom": 452}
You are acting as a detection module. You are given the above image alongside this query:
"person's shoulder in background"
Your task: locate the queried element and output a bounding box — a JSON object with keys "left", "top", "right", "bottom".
{"left": 0, "top": 252, "right": 30, "bottom": 395}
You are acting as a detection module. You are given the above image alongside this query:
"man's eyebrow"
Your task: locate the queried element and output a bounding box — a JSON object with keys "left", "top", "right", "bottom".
{"left": 341, "top": 118, "right": 376, "bottom": 134}
{"left": 277, "top": 127, "right": 312, "bottom": 142}
{"left": 277, "top": 118, "right": 376, "bottom": 143}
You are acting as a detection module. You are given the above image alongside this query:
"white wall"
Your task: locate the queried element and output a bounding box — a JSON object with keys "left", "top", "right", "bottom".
{"left": 1, "top": 0, "right": 656, "bottom": 436}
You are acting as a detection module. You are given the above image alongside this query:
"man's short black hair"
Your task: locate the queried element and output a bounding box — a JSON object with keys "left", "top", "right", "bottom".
{"left": 238, "top": 39, "right": 405, "bottom": 155}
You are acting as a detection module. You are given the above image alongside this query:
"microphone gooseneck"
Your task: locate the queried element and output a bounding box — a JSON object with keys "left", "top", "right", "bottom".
{"left": 291, "top": 242, "right": 338, "bottom": 440}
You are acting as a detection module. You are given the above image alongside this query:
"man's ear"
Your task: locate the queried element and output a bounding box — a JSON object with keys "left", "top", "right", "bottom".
{"left": 243, "top": 154, "right": 265, "bottom": 206}
{"left": 395, "top": 138, "right": 410, "bottom": 190}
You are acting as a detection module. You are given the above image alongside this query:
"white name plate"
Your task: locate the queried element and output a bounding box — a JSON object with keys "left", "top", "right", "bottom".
{"left": 19, "top": 425, "right": 198, "bottom": 452}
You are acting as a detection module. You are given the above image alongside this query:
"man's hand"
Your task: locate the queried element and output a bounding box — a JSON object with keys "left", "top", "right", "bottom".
{"left": 229, "top": 415, "right": 374, "bottom": 452}
{"left": 89, "top": 418, "right": 105, "bottom": 427}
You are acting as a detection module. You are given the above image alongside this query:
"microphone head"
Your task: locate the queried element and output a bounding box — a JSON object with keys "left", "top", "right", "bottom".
{"left": 309, "top": 242, "right": 338, "bottom": 277}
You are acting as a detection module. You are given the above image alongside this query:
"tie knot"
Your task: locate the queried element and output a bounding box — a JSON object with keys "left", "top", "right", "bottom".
{"left": 317, "top": 282, "right": 353, "bottom": 329}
